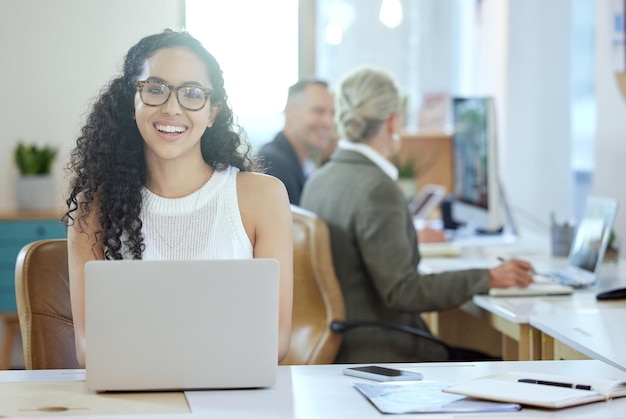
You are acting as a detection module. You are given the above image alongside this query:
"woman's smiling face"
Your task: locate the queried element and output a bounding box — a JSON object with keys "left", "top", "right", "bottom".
{"left": 134, "top": 47, "right": 220, "bottom": 164}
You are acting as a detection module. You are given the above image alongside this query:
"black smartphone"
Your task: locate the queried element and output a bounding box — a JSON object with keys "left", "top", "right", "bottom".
{"left": 342, "top": 365, "right": 424, "bottom": 382}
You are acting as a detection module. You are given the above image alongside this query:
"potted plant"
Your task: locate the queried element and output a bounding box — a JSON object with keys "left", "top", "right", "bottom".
{"left": 13, "top": 141, "right": 58, "bottom": 211}
{"left": 393, "top": 157, "right": 419, "bottom": 201}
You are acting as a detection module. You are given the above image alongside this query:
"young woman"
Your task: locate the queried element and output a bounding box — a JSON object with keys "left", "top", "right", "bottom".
{"left": 65, "top": 30, "right": 293, "bottom": 367}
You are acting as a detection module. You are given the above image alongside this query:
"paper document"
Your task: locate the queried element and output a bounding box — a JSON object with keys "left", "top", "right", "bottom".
{"left": 353, "top": 381, "right": 520, "bottom": 414}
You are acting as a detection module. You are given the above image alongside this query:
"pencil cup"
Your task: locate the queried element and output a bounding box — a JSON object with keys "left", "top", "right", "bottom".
{"left": 551, "top": 224, "right": 575, "bottom": 258}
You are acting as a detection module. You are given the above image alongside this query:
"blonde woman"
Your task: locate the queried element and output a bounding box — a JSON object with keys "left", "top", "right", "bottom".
{"left": 301, "top": 67, "right": 532, "bottom": 363}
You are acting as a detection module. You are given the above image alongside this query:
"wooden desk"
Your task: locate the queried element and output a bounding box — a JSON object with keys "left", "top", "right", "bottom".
{"left": 1, "top": 361, "right": 625, "bottom": 418}
{"left": 0, "top": 369, "right": 189, "bottom": 416}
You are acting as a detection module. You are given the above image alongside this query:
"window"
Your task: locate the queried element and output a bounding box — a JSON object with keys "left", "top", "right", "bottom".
{"left": 185, "top": 0, "right": 299, "bottom": 147}
{"left": 315, "top": 0, "right": 462, "bottom": 132}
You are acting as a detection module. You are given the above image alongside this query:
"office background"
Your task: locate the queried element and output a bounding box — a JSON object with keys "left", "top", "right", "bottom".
{"left": 1, "top": 0, "right": 624, "bottom": 242}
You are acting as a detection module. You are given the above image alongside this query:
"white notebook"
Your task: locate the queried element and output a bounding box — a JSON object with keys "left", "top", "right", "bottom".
{"left": 488, "top": 277, "right": 574, "bottom": 297}
{"left": 443, "top": 371, "right": 626, "bottom": 409}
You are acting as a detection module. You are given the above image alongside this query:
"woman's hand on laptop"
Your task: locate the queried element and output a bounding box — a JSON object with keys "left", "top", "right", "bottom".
{"left": 488, "top": 259, "right": 535, "bottom": 288}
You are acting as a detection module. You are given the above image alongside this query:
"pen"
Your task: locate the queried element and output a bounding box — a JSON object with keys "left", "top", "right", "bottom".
{"left": 518, "top": 378, "right": 592, "bottom": 391}
{"left": 497, "top": 257, "right": 544, "bottom": 277}
{"left": 497, "top": 256, "right": 534, "bottom": 272}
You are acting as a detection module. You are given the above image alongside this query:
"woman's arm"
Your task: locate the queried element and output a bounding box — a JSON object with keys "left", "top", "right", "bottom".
{"left": 67, "top": 197, "right": 104, "bottom": 368}
{"left": 238, "top": 172, "right": 293, "bottom": 362}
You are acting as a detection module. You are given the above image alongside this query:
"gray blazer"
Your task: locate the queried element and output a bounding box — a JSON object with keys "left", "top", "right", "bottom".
{"left": 301, "top": 149, "right": 489, "bottom": 363}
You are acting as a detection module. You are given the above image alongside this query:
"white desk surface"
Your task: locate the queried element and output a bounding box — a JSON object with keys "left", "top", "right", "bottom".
{"left": 472, "top": 291, "right": 596, "bottom": 324}
{"left": 471, "top": 257, "right": 625, "bottom": 319}
{"left": 424, "top": 250, "right": 624, "bottom": 324}
{"left": 1, "top": 361, "right": 626, "bottom": 418}
{"left": 421, "top": 239, "right": 626, "bottom": 365}
{"left": 529, "top": 299, "right": 626, "bottom": 372}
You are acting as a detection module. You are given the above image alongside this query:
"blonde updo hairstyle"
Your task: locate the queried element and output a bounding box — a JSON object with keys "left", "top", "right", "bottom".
{"left": 336, "top": 67, "right": 401, "bottom": 143}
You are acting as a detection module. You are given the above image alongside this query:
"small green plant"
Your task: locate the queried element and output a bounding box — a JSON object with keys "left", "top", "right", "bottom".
{"left": 14, "top": 142, "right": 57, "bottom": 175}
{"left": 393, "top": 157, "right": 418, "bottom": 179}
{"left": 401, "top": 95, "right": 409, "bottom": 111}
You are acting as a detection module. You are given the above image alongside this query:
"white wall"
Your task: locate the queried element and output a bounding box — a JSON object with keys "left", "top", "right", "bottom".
{"left": 0, "top": 0, "right": 184, "bottom": 212}
{"left": 504, "top": 0, "right": 574, "bottom": 230}
{"left": 453, "top": 0, "right": 574, "bottom": 233}
{"left": 595, "top": 0, "right": 626, "bottom": 243}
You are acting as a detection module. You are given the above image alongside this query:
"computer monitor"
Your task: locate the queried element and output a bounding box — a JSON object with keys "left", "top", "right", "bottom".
{"left": 451, "top": 97, "right": 504, "bottom": 234}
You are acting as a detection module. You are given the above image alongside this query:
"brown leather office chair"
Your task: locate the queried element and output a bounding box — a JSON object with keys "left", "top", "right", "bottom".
{"left": 280, "top": 206, "right": 346, "bottom": 365}
{"left": 14, "top": 239, "right": 79, "bottom": 369}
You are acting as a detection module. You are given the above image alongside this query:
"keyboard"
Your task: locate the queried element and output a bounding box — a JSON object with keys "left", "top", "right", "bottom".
{"left": 535, "top": 271, "right": 590, "bottom": 288}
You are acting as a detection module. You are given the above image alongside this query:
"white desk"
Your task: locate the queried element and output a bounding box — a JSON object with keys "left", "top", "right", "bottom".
{"left": 471, "top": 294, "right": 557, "bottom": 360}
{"left": 529, "top": 299, "right": 626, "bottom": 371}
{"left": 471, "top": 291, "right": 601, "bottom": 360}
{"left": 1, "top": 361, "right": 626, "bottom": 418}
{"left": 470, "top": 265, "right": 626, "bottom": 362}
{"left": 420, "top": 239, "right": 626, "bottom": 362}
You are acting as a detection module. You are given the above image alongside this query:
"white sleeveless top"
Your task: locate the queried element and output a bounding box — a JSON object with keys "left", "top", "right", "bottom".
{"left": 122, "top": 165, "right": 253, "bottom": 260}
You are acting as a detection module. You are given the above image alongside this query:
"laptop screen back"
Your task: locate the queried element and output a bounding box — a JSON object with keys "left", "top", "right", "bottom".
{"left": 566, "top": 196, "right": 618, "bottom": 278}
{"left": 84, "top": 258, "right": 279, "bottom": 391}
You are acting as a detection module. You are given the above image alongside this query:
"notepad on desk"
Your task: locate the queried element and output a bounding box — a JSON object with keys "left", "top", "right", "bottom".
{"left": 488, "top": 282, "right": 574, "bottom": 297}
{"left": 443, "top": 371, "right": 626, "bottom": 409}
{"left": 419, "top": 242, "right": 462, "bottom": 258}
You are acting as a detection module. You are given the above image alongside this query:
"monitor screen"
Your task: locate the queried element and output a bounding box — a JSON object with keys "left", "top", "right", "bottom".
{"left": 451, "top": 97, "right": 503, "bottom": 233}
{"left": 453, "top": 97, "right": 489, "bottom": 208}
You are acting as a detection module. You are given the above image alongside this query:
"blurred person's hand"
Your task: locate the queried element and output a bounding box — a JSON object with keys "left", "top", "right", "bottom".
{"left": 488, "top": 259, "right": 535, "bottom": 288}
{"left": 417, "top": 227, "right": 446, "bottom": 243}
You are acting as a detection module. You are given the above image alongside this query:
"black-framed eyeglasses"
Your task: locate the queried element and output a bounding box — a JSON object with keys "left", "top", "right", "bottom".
{"left": 136, "top": 80, "right": 212, "bottom": 111}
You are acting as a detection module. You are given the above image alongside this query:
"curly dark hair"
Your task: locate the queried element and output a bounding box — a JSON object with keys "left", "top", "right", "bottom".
{"left": 64, "top": 29, "right": 255, "bottom": 260}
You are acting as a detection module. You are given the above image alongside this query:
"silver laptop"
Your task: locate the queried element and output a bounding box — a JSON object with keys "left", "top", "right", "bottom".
{"left": 84, "top": 258, "right": 279, "bottom": 391}
{"left": 544, "top": 196, "right": 618, "bottom": 288}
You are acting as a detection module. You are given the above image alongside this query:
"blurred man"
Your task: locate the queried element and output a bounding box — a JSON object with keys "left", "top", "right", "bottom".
{"left": 258, "top": 79, "right": 335, "bottom": 205}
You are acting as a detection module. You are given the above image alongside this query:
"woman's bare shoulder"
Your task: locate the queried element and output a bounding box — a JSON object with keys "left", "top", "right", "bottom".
{"left": 237, "top": 171, "right": 288, "bottom": 197}
{"left": 236, "top": 172, "right": 290, "bottom": 238}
